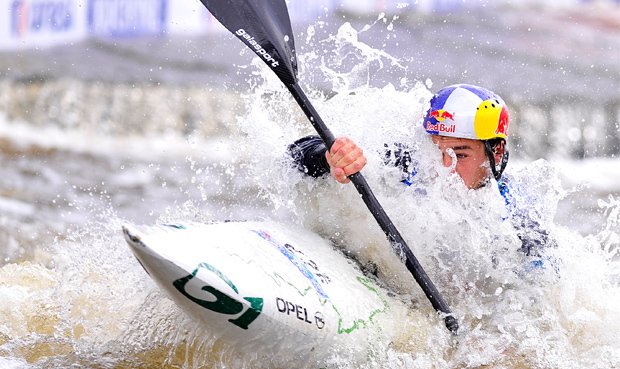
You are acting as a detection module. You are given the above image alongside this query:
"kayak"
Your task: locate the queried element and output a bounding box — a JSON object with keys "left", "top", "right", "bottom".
{"left": 122, "top": 221, "right": 418, "bottom": 365}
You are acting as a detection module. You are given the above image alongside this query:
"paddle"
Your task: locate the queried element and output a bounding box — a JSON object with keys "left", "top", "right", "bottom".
{"left": 198, "top": 0, "right": 458, "bottom": 334}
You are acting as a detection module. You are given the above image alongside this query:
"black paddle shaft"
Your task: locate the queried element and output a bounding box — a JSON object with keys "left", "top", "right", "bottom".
{"left": 199, "top": 0, "right": 458, "bottom": 334}
{"left": 289, "top": 84, "right": 458, "bottom": 333}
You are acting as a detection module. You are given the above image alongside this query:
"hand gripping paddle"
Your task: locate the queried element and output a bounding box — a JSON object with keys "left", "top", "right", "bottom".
{"left": 198, "top": 0, "right": 458, "bottom": 334}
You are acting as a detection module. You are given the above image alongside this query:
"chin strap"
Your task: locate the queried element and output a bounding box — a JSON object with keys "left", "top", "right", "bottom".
{"left": 484, "top": 140, "right": 509, "bottom": 181}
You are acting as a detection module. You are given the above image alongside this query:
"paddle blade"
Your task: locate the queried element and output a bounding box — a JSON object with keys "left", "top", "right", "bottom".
{"left": 199, "top": 0, "right": 298, "bottom": 85}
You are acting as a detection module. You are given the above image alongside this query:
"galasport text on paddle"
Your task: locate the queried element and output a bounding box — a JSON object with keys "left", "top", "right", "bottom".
{"left": 198, "top": 0, "right": 458, "bottom": 334}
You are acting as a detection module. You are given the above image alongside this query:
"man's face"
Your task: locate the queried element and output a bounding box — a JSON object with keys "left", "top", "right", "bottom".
{"left": 431, "top": 135, "right": 490, "bottom": 189}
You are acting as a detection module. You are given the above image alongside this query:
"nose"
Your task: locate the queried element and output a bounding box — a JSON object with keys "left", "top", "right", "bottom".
{"left": 441, "top": 150, "right": 454, "bottom": 167}
{"left": 442, "top": 153, "right": 451, "bottom": 167}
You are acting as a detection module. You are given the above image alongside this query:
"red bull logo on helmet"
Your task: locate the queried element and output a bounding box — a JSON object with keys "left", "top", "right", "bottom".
{"left": 425, "top": 121, "right": 456, "bottom": 135}
{"left": 429, "top": 109, "right": 455, "bottom": 122}
{"left": 426, "top": 109, "right": 457, "bottom": 135}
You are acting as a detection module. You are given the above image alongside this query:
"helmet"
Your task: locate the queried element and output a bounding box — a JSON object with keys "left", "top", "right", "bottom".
{"left": 423, "top": 84, "right": 509, "bottom": 140}
{"left": 422, "top": 84, "right": 510, "bottom": 181}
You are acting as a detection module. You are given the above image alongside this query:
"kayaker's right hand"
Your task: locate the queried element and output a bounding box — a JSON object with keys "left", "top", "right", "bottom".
{"left": 325, "top": 137, "right": 367, "bottom": 184}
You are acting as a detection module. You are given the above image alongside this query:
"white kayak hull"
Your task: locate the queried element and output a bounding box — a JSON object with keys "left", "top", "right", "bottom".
{"left": 122, "top": 221, "right": 416, "bottom": 363}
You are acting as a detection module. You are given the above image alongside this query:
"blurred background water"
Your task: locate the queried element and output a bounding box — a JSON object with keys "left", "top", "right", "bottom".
{"left": 0, "top": 0, "right": 619, "bottom": 368}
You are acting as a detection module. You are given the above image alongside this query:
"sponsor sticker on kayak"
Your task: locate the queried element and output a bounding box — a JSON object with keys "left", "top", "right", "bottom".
{"left": 173, "top": 262, "right": 264, "bottom": 330}
{"left": 252, "top": 229, "right": 330, "bottom": 299}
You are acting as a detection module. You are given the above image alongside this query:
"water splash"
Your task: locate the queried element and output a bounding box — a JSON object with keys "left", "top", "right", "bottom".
{"left": 0, "top": 19, "right": 618, "bottom": 369}
{"left": 228, "top": 22, "right": 620, "bottom": 369}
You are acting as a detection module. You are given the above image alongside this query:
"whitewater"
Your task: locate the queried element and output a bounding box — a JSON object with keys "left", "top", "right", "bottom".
{"left": 1, "top": 10, "right": 619, "bottom": 369}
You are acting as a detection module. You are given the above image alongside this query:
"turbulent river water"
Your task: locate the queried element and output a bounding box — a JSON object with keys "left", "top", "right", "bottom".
{"left": 1, "top": 9, "right": 619, "bottom": 369}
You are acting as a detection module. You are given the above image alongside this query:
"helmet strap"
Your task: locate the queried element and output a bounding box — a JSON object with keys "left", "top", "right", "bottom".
{"left": 484, "top": 140, "right": 509, "bottom": 181}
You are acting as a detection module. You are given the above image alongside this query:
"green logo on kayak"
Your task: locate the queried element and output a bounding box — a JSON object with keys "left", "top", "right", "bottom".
{"left": 173, "top": 262, "right": 264, "bottom": 330}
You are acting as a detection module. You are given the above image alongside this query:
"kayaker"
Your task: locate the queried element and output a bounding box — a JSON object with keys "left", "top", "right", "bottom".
{"left": 289, "top": 84, "right": 554, "bottom": 260}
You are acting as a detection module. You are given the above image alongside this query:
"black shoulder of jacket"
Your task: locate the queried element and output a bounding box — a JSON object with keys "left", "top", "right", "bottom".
{"left": 288, "top": 135, "right": 330, "bottom": 178}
